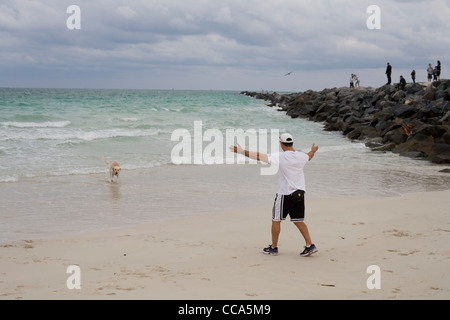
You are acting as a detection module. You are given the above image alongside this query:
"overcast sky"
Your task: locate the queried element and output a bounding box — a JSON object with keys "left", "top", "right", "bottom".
{"left": 1, "top": 0, "right": 449, "bottom": 91}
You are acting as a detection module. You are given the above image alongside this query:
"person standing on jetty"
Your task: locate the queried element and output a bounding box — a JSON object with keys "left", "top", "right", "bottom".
{"left": 427, "top": 63, "right": 434, "bottom": 82}
{"left": 386, "top": 62, "right": 392, "bottom": 85}
{"left": 229, "top": 134, "right": 319, "bottom": 257}
{"left": 437, "top": 60, "right": 441, "bottom": 80}
{"left": 411, "top": 70, "right": 416, "bottom": 84}
{"left": 354, "top": 74, "right": 360, "bottom": 88}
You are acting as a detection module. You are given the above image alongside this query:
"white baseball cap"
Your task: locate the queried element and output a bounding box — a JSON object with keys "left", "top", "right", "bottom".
{"left": 279, "top": 133, "right": 294, "bottom": 143}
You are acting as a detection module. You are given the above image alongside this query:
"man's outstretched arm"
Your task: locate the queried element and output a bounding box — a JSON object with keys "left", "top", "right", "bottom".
{"left": 307, "top": 143, "right": 319, "bottom": 161}
{"left": 229, "top": 143, "right": 269, "bottom": 164}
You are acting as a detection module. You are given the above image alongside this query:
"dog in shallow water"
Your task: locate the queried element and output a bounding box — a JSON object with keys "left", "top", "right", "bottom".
{"left": 104, "top": 156, "right": 121, "bottom": 182}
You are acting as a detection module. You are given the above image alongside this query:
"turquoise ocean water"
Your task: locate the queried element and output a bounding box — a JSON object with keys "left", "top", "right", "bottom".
{"left": 1, "top": 88, "right": 449, "bottom": 242}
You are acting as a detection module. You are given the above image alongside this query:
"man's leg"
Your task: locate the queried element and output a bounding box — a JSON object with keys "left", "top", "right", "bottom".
{"left": 271, "top": 221, "right": 281, "bottom": 248}
{"left": 293, "top": 221, "right": 312, "bottom": 246}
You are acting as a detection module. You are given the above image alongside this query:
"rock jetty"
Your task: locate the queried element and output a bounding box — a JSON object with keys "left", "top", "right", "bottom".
{"left": 241, "top": 80, "right": 450, "bottom": 164}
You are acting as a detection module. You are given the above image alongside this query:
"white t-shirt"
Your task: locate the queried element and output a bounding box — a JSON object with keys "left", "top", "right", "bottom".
{"left": 267, "top": 151, "right": 310, "bottom": 195}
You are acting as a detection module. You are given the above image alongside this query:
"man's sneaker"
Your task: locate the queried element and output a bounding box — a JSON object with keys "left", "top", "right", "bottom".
{"left": 300, "top": 244, "right": 318, "bottom": 257}
{"left": 263, "top": 245, "right": 278, "bottom": 255}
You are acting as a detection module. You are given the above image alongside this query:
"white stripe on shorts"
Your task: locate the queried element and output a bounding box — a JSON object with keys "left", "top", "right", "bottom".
{"left": 272, "top": 194, "right": 284, "bottom": 221}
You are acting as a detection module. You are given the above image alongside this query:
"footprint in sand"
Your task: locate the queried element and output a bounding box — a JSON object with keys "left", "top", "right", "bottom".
{"left": 0, "top": 244, "right": 17, "bottom": 248}
{"left": 430, "top": 287, "right": 443, "bottom": 291}
{"left": 245, "top": 293, "right": 258, "bottom": 297}
{"left": 384, "top": 229, "right": 410, "bottom": 237}
{"left": 398, "top": 250, "right": 420, "bottom": 256}
{"left": 23, "top": 240, "right": 34, "bottom": 249}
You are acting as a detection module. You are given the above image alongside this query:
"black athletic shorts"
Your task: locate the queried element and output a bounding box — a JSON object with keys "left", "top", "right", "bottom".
{"left": 272, "top": 191, "right": 305, "bottom": 222}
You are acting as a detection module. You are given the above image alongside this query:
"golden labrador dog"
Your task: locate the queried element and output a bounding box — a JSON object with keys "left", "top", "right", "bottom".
{"left": 104, "top": 156, "right": 121, "bottom": 182}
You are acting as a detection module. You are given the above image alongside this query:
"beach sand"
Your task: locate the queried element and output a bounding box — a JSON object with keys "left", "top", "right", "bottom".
{"left": 0, "top": 189, "right": 449, "bottom": 300}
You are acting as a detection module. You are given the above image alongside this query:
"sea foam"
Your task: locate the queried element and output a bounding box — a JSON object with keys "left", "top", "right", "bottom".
{"left": 1, "top": 121, "right": 71, "bottom": 128}
{"left": 0, "top": 128, "right": 160, "bottom": 142}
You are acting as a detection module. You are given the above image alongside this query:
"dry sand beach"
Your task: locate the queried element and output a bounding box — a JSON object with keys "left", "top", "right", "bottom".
{"left": 1, "top": 189, "right": 449, "bottom": 300}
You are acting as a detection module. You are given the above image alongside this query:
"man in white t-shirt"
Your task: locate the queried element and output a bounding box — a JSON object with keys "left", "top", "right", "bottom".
{"left": 230, "top": 133, "right": 319, "bottom": 257}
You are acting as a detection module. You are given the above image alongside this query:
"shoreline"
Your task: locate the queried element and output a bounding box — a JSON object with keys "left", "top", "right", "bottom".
{"left": 1, "top": 162, "right": 449, "bottom": 245}
{"left": 1, "top": 189, "right": 449, "bottom": 300}
{"left": 2, "top": 159, "right": 450, "bottom": 243}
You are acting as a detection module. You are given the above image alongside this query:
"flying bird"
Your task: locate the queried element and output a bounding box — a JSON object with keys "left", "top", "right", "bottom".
{"left": 284, "top": 72, "right": 293, "bottom": 76}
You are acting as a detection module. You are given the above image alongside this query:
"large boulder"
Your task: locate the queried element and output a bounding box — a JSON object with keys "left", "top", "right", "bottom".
{"left": 423, "top": 87, "right": 436, "bottom": 101}
{"left": 394, "top": 105, "right": 416, "bottom": 118}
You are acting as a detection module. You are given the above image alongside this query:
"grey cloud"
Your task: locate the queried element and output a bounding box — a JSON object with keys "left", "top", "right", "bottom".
{"left": 0, "top": 0, "right": 449, "bottom": 90}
